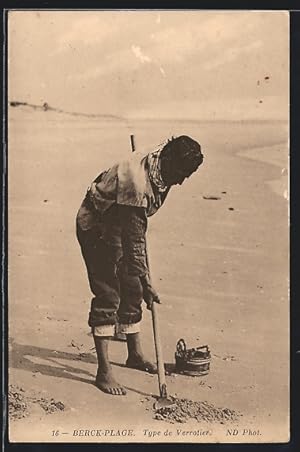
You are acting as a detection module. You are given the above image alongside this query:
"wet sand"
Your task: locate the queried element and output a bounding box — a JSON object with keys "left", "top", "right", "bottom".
{"left": 8, "top": 108, "right": 289, "bottom": 442}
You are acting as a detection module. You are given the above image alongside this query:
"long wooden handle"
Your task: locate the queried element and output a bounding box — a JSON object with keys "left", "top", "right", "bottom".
{"left": 151, "top": 302, "right": 167, "bottom": 397}
{"left": 130, "top": 133, "right": 167, "bottom": 398}
{"left": 130, "top": 134, "right": 136, "bottom": 152}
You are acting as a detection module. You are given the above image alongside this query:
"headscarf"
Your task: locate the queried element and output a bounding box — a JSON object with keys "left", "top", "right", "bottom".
{"left": 146, "top": 139, "right": 170, "bottom": 192}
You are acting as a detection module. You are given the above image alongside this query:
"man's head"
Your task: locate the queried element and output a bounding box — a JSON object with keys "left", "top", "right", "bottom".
{"left": 160, "top": 135, "right": 203, "bottom": 186}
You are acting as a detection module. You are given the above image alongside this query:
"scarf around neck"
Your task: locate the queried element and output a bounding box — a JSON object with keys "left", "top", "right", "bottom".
{"left": 147, "top": 140, "right": 170, "bottom": 192}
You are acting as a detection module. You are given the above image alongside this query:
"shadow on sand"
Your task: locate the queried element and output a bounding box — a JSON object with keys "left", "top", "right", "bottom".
{"left": 10, "top": 339, "right": 96, "bottom": 385}
{"left": 9, "top": 339, "right": 155, "bottom": 397}
{"left": 111, "top": 361, "right": 177, "bottom": 376}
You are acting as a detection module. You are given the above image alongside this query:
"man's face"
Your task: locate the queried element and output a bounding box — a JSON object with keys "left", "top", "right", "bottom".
{"left": 160, "top": 138, "right": 203, "bottom": 187}
{"left": 169, "top": 168, "right": 191, "bottom": 185}
{"left": 161, "top": 161, "right": 195, "bottom": 186}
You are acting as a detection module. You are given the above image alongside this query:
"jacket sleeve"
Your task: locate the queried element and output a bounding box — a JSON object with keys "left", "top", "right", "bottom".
{"left": 118, "top": 204, "right": 149, "bottom": 277}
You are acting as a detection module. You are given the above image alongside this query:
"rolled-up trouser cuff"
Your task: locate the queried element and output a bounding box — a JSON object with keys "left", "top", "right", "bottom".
{"left": 93, "top": 324, "right": 115, "bottom": 337}
{"left": 93, "top": 321, "right": 141, "bottom": 336}
{"left": 117, "top": 321, "right": 141, "bottom": 334}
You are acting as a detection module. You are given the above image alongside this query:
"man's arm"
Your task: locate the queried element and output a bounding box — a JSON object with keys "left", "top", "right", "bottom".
{"left": 118, "top": 204, "right": 160, "bottom": 307}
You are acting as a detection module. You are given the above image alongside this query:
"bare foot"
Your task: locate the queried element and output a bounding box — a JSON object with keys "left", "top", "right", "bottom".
{"left": 95, "top": 370, "right": 126, "bottom": 395}
{"left": 126, "top": 353, "right": 157, "bottom": 374}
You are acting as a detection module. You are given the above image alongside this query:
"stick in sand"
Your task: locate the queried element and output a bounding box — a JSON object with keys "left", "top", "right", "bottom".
{"left": 130, "top": 134, "right": 136, "bottom": 153}
{"left": 129, "top": 134, "right": 175, "bottom": 411}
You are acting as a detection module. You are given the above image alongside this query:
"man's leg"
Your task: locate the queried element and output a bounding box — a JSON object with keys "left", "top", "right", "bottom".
{"left": 126, "top": 332, "right": 157, "bottom": 374}
{"left": 76, "top": 225, "right": 126, "bottom": 395}
{"left": 118, "top": 268, "right": 157, "bottom": 374}
{"left": 93, "top": 332, "right": 126, "bottom": 396}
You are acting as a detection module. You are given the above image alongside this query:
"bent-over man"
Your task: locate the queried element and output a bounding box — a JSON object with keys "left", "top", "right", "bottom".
{"left": 76, "top": 135, "right": 204, "bottom": 395}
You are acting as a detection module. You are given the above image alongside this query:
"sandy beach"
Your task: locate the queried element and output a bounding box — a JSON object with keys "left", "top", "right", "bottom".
{"left": 8, "top": 107, "right": 289, "bottom": 443}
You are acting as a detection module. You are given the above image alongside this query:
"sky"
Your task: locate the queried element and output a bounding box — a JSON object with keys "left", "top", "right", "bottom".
{"left": 8, "top": 10, "right": 289, "bottom": 120}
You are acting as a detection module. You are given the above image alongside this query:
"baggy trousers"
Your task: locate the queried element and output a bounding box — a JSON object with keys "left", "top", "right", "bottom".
{"left": 76, "top": 223, "right": 144, "bottom": 336}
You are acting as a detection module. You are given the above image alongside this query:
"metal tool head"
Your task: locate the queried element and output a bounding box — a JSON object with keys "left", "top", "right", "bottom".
{"left": 154, "top": 384, "right": 176, "bottom": 411}
{"left": 154, "top": 397, "right": 176, "bottom": 411}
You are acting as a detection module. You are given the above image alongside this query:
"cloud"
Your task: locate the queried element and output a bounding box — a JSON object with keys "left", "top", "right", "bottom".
{"left": 159, "top": 66, "right": 166, "bottom": 77}
{"left": 131, "top": 45, "right": 152, "bottom": 63}
{"left": 130, "top": 44, "right": 169, "bottom": 78}
{"left": 54, "top": 14, "right": 127, "bottom": 55}
{"left": 198, "top": 13, "right": 254, "bottom": 43}
{"left": 67, "top": 45, "right": 135, "bottom": 81}
{"left": 54, "top": 12, "right": 261, "bottom": 80}
{"left": 203, "top": 40, "right": 263, "bottom": 71}
{"left": 8, "top": 11, "right": 288, "bottom": 118}
{"left": 67, "top": 65, "right": 104, "bottom": 82}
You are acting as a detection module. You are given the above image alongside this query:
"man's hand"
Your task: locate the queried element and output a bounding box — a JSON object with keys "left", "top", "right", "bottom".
{"left": 143, "top": 284, "right": 160, "bottom": 310}
{"left": 140, "top": 274, "right": 161, "bottom": 310}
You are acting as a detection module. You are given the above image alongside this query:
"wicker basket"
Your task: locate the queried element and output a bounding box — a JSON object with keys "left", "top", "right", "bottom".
{"left": 175, "top": 338, "right": 211, "bottom": 376}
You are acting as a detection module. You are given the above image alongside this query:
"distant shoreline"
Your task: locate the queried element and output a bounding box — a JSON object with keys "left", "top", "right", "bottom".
{"left": 8, "top": 104, "right": 287, "bottom": 125}
{"left": 8, "top": 101, "right": 124, "bottom": 121}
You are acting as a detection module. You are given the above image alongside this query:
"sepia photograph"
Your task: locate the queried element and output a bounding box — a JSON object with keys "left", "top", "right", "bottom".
{"left": 7, "top": 9, "right": 289, "bottom": 443}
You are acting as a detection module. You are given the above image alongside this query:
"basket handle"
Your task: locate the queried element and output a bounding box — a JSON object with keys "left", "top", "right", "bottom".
{"left": 176, "top": 338, "right": 187, "bottom": 355}
{"left": 195, "top": 345, "right": 209, "bottom": 353}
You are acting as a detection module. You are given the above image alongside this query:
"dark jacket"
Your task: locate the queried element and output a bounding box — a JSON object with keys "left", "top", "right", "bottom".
{"left": 76, "top": 153, "right": 169, "bottom": 277}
